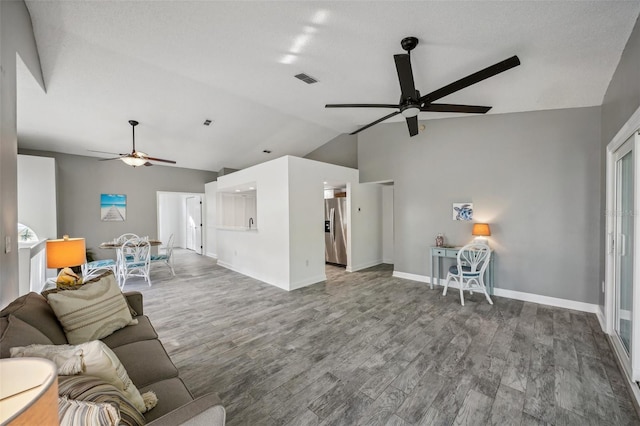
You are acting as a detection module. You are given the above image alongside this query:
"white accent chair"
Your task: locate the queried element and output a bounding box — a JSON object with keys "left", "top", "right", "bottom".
{"left": 117, "top": 238, "right": 151, "bottom": 288}
{"left": 151, "top": 234, "right": 175, "bottom": 276}
{"left": 442, "top": 243, "right": 493, "bottom": 306}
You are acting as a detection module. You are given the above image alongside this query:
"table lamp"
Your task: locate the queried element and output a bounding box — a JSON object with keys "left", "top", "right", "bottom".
{"left": 0, "top": 358, "right": 58, "bottom": 425}
{"left": 472, "top": 223, "right": 491, "bottom": 245}
{"left": 46, "top": 235, "right": 86, "bottom": 285}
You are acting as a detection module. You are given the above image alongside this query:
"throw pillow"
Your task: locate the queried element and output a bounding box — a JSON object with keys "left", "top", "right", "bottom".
{"left": 0, "top": 315, "right": 53, "bottom": 358}
{"left": 42, "top": 270, "right": 138, "bottom": 317}
{"left": 45, "top": 272, "right": 137, "bottom": 344}
{"left": 10, "top": 341, "right": 157, "bottom": 413}
{"left": 58, "top": 396, "right": 120, "bottom": 426}
{"left": 58, "top": 375, "right": 146, "bottom": 426}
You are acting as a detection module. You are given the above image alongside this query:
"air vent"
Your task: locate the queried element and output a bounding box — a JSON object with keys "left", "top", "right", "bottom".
{"left": 263, "top": 149, "right": 272, "bottom": 154}
{"left": 294, "top": 73, "right": 318, "bottom": 84}
{"left": 203, "top": 119, "right": 212, "bottom": 126}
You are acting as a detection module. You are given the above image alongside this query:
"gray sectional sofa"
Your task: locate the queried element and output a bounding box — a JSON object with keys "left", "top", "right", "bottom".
{"left": 0, "top": 290, "right": 225, "bottom": 425}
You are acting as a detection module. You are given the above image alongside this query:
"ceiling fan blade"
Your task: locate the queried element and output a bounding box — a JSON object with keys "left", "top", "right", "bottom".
{"left": 98, "top": 157, "right": 124, "bottom": 161}
{"left": 420, "top": 55, "right": 521, "bottom": 104}
{"left": 144, "top": 162, "right": 153, "bottom": 167}
{"left": 88, "top": 149, "right": 123, "bottom": 156}
{"left": 394, "top": 54, "right": 417, "bottom": 100}
{"left": 406, "top": 116, "right": 419, "bottom": 137}
{"left": 326, "top": 103, "right": 399, "bottom": 109}
{"left": 349, "top": 111, "right": 400, "bottom": 135}
{"left": 421, "top": 103, "right": 492, "bottom": 114}
{"left": 144, "top": 156, "right": 177, "bottom": 164}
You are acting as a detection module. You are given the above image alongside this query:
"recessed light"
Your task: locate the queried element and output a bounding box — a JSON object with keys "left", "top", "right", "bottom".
{"left": 263, "top": 149, "right": 272, "bottom": 154}
{"left": 323, "top": 181, "right": 328, "bottom": 184}
{"left": 235, "top": 189, "right": 240, "bottom": 192}
{"left": 249, "top": 187, "right": 255, "bottom": 190}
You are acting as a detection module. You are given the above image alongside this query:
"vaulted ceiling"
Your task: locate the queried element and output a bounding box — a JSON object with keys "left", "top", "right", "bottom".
{"left": 17, "top": 1, "right": 640, "bottom": 171}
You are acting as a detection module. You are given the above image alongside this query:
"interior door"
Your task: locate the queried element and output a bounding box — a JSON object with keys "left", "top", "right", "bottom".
{"left": 612, "top": 134, "right": 638, "bottom": 380}
{"left": 186, "top": 196, "right": 203, "bottom": 255}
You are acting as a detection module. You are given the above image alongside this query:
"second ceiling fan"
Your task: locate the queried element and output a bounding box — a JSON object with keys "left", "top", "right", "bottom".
{"left": 326, "top": 37, "right": 521, "bottom": 137}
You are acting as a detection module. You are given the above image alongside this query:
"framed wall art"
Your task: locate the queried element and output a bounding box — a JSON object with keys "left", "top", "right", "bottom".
{"left": 101, "top": 194, "right": 126, "bottom": 221}
{"left": 453, "top": 203, "right": 473, "bottom": 221}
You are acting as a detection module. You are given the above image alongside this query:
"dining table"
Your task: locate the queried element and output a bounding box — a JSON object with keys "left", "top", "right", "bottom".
{"left": 99, "top": 239, "right": 162, "bottom": 249}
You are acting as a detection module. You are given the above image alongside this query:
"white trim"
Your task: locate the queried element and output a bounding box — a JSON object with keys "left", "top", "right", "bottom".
{"left": 205, "top": 251, "right": 217, "bottom": 259}
{"left": 216, "top": 260, "right": 289, "bottom": 291}
{"left": 382, "top": 259, "right": 394, "bottom": 264}
{"left": 597, "top": 306, "right": 606, "bottom": 332}
{"left": 348, "top": 259, "right": 383, "bottom": 273}
{"left": 492, "top": 287, "right": 599, "bottom": 313}
{"left": 392, "top": 271, "right": 599, "bottom": 313}
{"left": 289, "top": 274, "right": 327, "bottom": 290}
{"left": 605, "top": 105, "right": 640, "bottom": 334}
{"left": 608, "top": 106, "right": 640, "bottom": 153}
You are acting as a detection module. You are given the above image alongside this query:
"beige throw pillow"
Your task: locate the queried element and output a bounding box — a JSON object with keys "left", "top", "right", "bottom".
{"left": 46, "top": 273, "right": 137, "bottom": 344}
{"left": 11, "top": 341, "right": 157, "bottom": 414}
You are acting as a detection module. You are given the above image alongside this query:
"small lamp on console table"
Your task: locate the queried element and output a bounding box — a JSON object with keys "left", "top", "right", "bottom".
{"left": 472, "top": 223, "right": 491, "bottom": 246}
{"left": 46, "top": 235, "right": 86, "bottom": 285}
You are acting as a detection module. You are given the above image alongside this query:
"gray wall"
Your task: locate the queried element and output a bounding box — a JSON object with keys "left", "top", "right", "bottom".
{"left": 19, "top": 149, "right": 216, "bottom": 260}
{"left": 358, "top": 107, "right": 602, "bottom": 304}
{"left": 599, "top": 16, "right": 640, "bottom": 309}
{"left": 304, "top": 133, "right": 358, "bottom": 169}
{"left": 1, "top": 1, "right": 45, "bottom": 307}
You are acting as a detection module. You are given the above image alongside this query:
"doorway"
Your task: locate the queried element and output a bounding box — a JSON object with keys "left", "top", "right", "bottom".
{"left": 606, "top": 128, "right": 639, "bottom": 386}
{"left": 186, "top": 196, "right": 203, "bottom": 254}
{"left": 156, "top": 191, "right": 204, "bottom": 254}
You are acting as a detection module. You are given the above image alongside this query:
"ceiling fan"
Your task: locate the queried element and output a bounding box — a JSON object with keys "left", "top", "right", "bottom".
{"left": 326, "top": 37, "right": 521, "bottom": 137}
{"left": 90, "top": 120, "right": 177, "bottom": 167}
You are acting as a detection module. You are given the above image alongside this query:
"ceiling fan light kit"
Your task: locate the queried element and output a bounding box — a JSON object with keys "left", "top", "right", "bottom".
{"left": 326, "top": 37, "right": 521, "bottom": 137}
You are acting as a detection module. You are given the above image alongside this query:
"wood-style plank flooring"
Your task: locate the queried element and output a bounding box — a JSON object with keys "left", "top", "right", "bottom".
{"left": 124, "top": 250, "right": 640, "bottom": 425}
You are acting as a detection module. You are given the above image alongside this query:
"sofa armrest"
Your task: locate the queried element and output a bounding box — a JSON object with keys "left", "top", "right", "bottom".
{"left": 123, "top": 291, "right": 143, "bottom": 316}
{"left": 146, "top": 393, "right": 225, "bottom": 426}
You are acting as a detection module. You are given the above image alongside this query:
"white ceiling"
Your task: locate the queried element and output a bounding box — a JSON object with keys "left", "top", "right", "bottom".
{"left": 17, "top": 1, "right": 640, "bottom": 172}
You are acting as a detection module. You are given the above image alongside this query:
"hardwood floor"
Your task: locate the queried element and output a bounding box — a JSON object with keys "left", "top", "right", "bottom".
{"left": 124, "top": 250, "right": 640, "bottom": 425}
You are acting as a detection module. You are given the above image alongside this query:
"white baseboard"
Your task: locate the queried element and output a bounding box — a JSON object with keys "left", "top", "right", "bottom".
{"left": 217, "top": 260, "right": 323, "bottom": 291}
{"left": 205, "top": 252, "right": 217, "bottom": 259}
{"left": 347, "top": 259, "right": 383, "bottom": 273}
{"left": 392, "top": 270, "right": 600, "bottom": 314}
{"left": 596, "top": 306, "right": 606, "bottom": 332}
{"left": 290, "top": 274, "right": 327, "bottom": 291}
{"left": 383, "top": 258, "right": 394, "bottom": 264}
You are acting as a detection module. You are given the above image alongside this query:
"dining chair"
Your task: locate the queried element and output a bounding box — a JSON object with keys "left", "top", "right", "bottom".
{"left": 81, "top": 259, "right": 118, "bottom": 284}
{"left": 117, "top": 237, "right": 151, "bottom": 288}
{"left": 442, "top": 243, "right": 493, "bottom": 306}
{"left": 151, "top": 234, "right": 175, "bottom": 276}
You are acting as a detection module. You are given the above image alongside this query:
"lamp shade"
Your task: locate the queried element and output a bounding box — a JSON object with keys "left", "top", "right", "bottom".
{"left": 46, "top": 237, "right": 86, "bottom": 268}
{"left": 472, "top": 223, "right": 491, "bottom": 237}
{"left": 0, "top": 358, "right": 58, "bottom": 425}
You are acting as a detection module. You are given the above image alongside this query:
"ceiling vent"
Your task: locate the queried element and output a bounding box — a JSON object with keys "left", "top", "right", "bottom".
{"left": 203, "top": 119, "right": 212, "bottom": 126}
{"left": 294, "top": 73, "right": 318, "bottom": 84}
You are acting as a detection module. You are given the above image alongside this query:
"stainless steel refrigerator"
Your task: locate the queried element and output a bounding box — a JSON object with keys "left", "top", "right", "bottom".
{"left": 325, "top": 198, "right": 347, "bottom": 265}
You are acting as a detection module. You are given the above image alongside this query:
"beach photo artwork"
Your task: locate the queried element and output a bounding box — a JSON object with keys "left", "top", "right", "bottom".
{"left": 101, "top": 194, "right": 126, "bottom": 221}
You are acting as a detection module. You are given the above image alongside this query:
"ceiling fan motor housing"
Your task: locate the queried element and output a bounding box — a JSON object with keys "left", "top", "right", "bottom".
{"left": 401, "top": 37, "right": 419, "bottom": 52}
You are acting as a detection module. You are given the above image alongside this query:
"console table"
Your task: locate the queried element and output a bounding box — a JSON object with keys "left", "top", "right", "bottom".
{"left": 430, "top": 246, "right": 495, "bottom": 295}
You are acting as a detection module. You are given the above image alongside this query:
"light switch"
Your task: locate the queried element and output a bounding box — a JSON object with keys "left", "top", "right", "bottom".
{"left": 5, "top": 236, "right": 11, "bottom": 253}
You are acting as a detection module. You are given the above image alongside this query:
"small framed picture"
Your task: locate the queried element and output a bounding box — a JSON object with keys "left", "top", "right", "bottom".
{"left": 101, "top": 194, "right": 126, "bottom": 221}
{"left": 453, "top": 203, "right": 473, "bottom": 221}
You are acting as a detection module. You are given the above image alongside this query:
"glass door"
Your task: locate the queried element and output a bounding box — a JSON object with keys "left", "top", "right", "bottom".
{"left": 614, "top": 140, "right": 634, "bottom": 356}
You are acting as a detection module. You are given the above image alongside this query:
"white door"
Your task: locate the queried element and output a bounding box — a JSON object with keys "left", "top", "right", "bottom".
{"left": 186, "top": 196, "right": 202, "bottom": 255}
{"left": 609, "top": 132, "right": 639, "bottom": 381}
